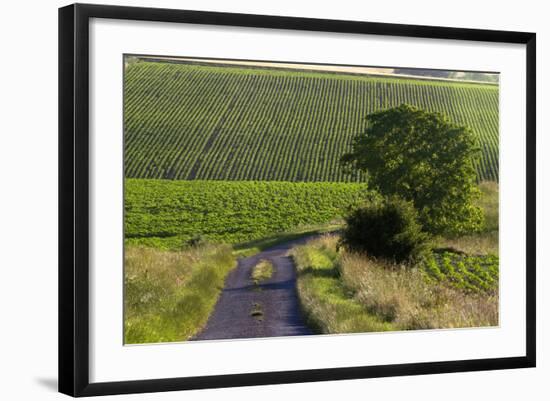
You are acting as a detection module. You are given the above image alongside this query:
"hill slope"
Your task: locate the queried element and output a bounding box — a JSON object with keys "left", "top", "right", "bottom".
{"left": 124, "top": 61, "right": 499, "bottom": 182}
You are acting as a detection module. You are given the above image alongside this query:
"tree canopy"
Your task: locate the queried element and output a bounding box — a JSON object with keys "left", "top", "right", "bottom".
{"left": 341, "top": 104, "right": 483, "bottom": 235}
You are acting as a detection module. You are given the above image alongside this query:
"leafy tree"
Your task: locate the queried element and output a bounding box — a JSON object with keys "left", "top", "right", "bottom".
{"left": 341, "top": 104, "right": 483, "bottom": 235}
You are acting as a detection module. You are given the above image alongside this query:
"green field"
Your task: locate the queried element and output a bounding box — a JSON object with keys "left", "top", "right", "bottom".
{"left": 423, "top": 252, "right": 499, "bottom": 293}
{"left": 125, "top": 179, "right": 374, "bottom": 248}
{"left": 124, "top": 60, "right": 499, "bottom": 182}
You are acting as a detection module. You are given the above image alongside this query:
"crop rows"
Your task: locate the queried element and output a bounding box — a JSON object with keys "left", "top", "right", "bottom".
{"left": 125, "top": 179, "right": 372, "bottom": 248}
{"left": 125, "top": 61, "right": 499, "bottom": 182}
{"left": 423, "top": 252, "right": 499, "bottom": 294}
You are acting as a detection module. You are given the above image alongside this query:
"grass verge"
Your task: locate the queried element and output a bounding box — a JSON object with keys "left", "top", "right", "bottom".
{"left": 341, "top": 251, "right": 498, "bottom": 330}
{"left": 124, "top": 244, "right": 236, "bottom": 344}
{"left": 293, "top": 235, "right": 498, "bottom": 334}
{"left": 292, "top": 236, "right": 394, "bottom": 334}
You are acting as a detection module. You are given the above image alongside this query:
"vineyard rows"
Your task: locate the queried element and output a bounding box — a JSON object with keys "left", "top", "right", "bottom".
{"left": 124, "top": 61, "right": 499, "bottom": 182}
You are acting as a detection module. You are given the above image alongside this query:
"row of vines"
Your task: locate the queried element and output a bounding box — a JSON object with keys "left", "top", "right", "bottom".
{"left": 124, "top": 61, "right": 499, "bottom": 182}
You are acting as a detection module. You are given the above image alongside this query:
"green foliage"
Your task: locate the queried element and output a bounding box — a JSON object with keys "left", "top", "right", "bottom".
{"left": 341, "top": 104, "right": 484, "bottom": 235}
{"left": 124, "top": 61, "right": 499, "bottom": 182}
{"left": 340, "top": 197, "right": 431, "bottom": 263}
{"left": 422, "top": 252, "right": 499, "bottom": 294}
{"left": 294, "top": 236, "right": 498, "bottom": 333}
{"left": 292, "top": 238, "right": 394, "bottom": 334}
{"left": 477, "top": 181, "right": 499, "bottom": 232}
{"left": 125, "top": 179, "right": 374, "bottom": 248}
{"left": 124, "top": 244, "right": 236, "bottom": 344}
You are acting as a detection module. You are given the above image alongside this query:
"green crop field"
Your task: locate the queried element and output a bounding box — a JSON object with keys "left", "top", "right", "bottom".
{"left": 423, "top": 252, "right": 499, "bottom": 294}
{"left": 125, "top": 179, "right": 373, "bottom": 248}
{"left": 124, "top": 60, "right": 499, "bottom": 182}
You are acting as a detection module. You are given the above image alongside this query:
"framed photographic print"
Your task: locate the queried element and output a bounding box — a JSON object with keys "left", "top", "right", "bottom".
{"left": 58, "top": 3, "right": 536, "bottom": 397}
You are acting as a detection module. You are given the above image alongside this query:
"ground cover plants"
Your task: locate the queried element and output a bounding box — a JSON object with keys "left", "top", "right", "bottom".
{"left": 125, "top": 179, "right": 374, "bottom": 249}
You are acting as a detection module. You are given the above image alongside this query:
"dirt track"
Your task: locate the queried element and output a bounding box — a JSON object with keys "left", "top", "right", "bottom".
{"left": 193, "top": 236, "right": 315, "bottom": 341}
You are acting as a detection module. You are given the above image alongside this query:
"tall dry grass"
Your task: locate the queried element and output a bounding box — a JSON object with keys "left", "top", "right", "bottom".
{"left": 293, "top": 235, "right": 498, "bottom": 334}
{"left": 340, "top": 252, "right": 498, "bottom": 330}
{"left": 292, "top": 236, "right": 393, "bottom": 334}
{"left": 124, "top": 244, "right": 236, "bottom": 344}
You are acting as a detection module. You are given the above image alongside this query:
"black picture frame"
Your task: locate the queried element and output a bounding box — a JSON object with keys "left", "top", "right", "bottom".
{"left": 59, "top": 3, "right": 536, "bottom": 397}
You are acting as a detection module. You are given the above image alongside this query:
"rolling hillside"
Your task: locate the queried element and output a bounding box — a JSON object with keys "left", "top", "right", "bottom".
{"left": 124, "top": 60, "right": 499, "bottom": 182}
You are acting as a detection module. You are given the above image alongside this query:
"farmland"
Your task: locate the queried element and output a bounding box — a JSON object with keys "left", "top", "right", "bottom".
{"left": 124, "top": 60, "right": 499, "bottom": 182}
{"left": 125, "top": 179, "right": 374, "bottom": 249}
{"left": 123, "top": 59, "right": 500, "bottom": 342}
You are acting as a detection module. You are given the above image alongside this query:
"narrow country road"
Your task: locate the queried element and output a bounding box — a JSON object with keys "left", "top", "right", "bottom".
{"left": 193, "top": 236, "right": 316, "bottom": 341}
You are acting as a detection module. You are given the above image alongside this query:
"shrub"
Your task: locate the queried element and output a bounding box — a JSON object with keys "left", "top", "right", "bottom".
{"left": 339, "top": 197, "right": 431, "bottom": 263}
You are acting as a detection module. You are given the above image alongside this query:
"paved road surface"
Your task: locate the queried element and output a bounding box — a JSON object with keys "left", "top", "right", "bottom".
{"left": 193, "top": 236, "right": 315, "bottom": 341}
